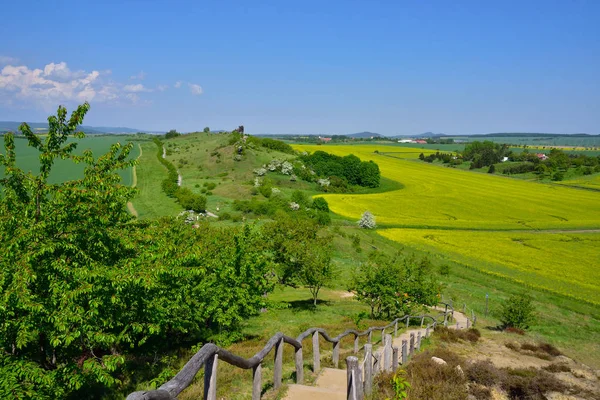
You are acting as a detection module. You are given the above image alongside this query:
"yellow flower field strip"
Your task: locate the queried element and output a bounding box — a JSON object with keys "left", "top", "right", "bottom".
{"left": 378, "top": 229, "right": 600, "bottom": 305}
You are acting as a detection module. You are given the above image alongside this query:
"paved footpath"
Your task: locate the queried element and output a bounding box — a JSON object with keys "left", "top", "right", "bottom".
{"left": 285, "top": 308, "right": 469, "bottom": 400}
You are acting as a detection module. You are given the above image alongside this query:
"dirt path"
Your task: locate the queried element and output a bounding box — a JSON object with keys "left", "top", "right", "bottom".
{"left": 126, "top": 143, "right": 143, "bottom": 218}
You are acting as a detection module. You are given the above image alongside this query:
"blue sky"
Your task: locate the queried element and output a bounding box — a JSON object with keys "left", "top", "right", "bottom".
{"left": 0, "top": 0, "right": 598, "bottom": 135}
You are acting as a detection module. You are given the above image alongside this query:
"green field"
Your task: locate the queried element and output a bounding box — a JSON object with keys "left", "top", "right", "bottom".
{"left": 0, "top": 135, "right": 140, "bottom": 185}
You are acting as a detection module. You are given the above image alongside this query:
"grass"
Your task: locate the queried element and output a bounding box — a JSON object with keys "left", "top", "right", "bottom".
{"left": 130, "top": 141, "right": 181, "bottom": 219}
{"left": 378, "top": 229, "right": 600, "bottom": 305}
{"left": 558, "top": 173, "right": 600, "bottom": 190}
{"left": 0, "top": 135, "right": 140, "bottom": 185}
{"left": 292, "top": 144, "right": 600, "bottom": 230}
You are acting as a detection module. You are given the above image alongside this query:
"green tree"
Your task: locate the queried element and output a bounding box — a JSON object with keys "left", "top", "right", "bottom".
{"left": 312, "top": 197, "right": 330, "bottom": 212}
{"left": 0, "top": 103, "right": 136, "bottom": 397}
{"left": 499, "top": 293, "right": 536, "bottom": 330}
{"left": 487, "top": 164, "right": 496, "bottom": 174}
{"left": 263, "top": 215, "right": 334, "bottom": 306}
{"left": 351, "top": 252, "right": 439, "bottom": 318}
{"left": 165, "top": 129, "right": 180, "bottom": 139}
{"left": 203, "top": 126, "right": 210, "bottom": 133}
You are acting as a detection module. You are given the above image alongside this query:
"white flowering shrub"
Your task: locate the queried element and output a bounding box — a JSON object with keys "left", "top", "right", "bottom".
{"left": 317, "top": 178, "right": 330, "bottom": 187}
{"left": 271, "top": 187, "right": 281, "bottom": 195}
{"left": 253, "top": 167, "right": 267, "bottom": 176}
{"left": 358, "top": 211, "right": 376, "bottom": 229}
{"left": 290, "top": 174, "right": 297, "bottom": 182}
{"left": 281, "top": 161, "right": 293, "bottom": 175}
{"left": 254, "top": 177, "right": 262, "bottom": 187}
{"left": 289, "top": 202, "right": 300, "bottom": 211}
{"left": 268, "top": 159, "right": 281, "bottom": 171}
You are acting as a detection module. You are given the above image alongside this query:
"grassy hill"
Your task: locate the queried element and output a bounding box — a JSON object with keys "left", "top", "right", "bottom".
{"left": 125, "top": 136, "right": 600, "bottom": 398}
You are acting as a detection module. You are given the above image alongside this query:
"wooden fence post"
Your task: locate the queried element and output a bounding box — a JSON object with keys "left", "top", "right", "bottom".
{"left": 333, "top": 341, "right": 340, "bottom": 368}
{"left": 364, "top": 344, "right": 373, "bottom": 396}
{"left": 274, "top": 337, "right": 283, "bottom": 390}
{"left": 420, "top": 316, "right": 424, "bottom": 328}
{"left": 401, "top": 340, "right": 407, "bottom": 364}
{"left": 354, "top": 335, "right": 359, "bottom": 354}
{"left": 416, "top": 332, "right": 421, "bottom": 351}
{"left": 409, "top": 333, "right": 415, "bottom": 356}
{"left": 252, "top": 363, "right": 261, "bottom": 400}
{"left": 425, "top": 325, "right": 430, "bottom": 338}
{"left": 406, "top": 317, "right": 410, "bottom": 328}
{"left": 384, "top": 334, "right": 392, "bottom": 371}
{"left": 394, "top": 321, "right": 398, "bottom": 337}
{"left": 367, "top": 330, "right": 372, "bottom": 344}
{"left": 313, "top": 331, "right": 320, "bottom": 373}
{"left": 346, "top": 356, "right": 359, "bottom": 400}
{"left": 295, "top": 347, "right": 304, "bottom": 384}
{"left": 204, "top": 354, "right": 218, "bottom": 400}
{"left": 392, "top": 347, "right": 399, "bottom": 371}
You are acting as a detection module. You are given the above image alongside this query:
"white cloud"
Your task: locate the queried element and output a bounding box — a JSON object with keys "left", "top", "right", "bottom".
{"left": 157, "top": 84, "right": 169, "bottom": 92}
{"left": 189, "top": 83, "right": 203, "bottom": 95}
{"left": 174, "top": 81, "right": 182, "bottom": 88}
{"left": 0, "top": 60, "right": 157, "bottom": 108}
{"left": 129, "top": 71, "right": 146, "bottom": 80}
{"left": 124, "top": 83, "right": 152, "bottom": 93}
{"left": 0, "top": 56, "right": 18, "bottom": 65}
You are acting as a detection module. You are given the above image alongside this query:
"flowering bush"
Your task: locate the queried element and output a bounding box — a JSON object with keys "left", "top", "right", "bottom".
{"left": 358, "top": 211, "right": 376, "bottom": 229}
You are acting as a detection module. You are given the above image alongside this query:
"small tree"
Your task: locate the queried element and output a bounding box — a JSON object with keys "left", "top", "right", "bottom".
{"left": 487, "top": 164, "right": 496, "bottom": 174}
{"left": 358, "top": 210, "right": 376, "bottom": 229}
{"left": 500, "top": 293, "right": 536, "bottom": 330}
{"left": 313, "top": 197, "right": 329, "bottom": 213}
{"left": 203, "top": 126, "right": 210, "bottom": 133}
{"left": 165, "top": 129, "right": 180, "bottom": 139}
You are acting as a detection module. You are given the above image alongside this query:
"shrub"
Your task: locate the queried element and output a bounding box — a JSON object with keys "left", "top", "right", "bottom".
{"left": 358, "top": 210, "right": 376, "bottom": 229}
{"left": 542, "top": 363, "right": 571, "bottom": 373}
{"left": 312, "top": 197, "right": 329, "bottom": 212}
{"left": 500, "top": 293, "right": 536, "bottom": 330}
{"left": 466, "top": 360, "right": 500, "bottom": 386}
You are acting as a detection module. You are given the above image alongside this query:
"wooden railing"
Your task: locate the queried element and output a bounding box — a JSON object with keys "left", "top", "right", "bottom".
{"left": 126, "top": 303, "right": 454, "bottom": 400}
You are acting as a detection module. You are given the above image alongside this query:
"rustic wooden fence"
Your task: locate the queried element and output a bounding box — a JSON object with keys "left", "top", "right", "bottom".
{"left": 127, "top": 303, "right": 455, "bottom": 400}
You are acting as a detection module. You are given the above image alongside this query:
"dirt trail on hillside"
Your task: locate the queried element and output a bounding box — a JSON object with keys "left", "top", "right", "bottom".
{"left": 126, "top": 143, "right": 142, "bottom": 218}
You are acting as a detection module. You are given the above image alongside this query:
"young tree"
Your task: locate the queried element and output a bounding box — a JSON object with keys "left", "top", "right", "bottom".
{"left": 500, "top": 293, "right": 536, "bottom": 330}
{"left": 203, "top": 126, "right": 210, "bottom": 133}
{"left": 358, "top": 210, "right": 376, "bottom": 229}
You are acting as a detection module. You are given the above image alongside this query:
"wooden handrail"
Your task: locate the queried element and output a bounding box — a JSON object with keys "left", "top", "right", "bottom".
{"left": 127, "top": 305, "right": 451, "bottom": 400}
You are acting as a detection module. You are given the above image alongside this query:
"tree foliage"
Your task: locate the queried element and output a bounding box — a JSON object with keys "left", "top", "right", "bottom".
{"left": 0, "top": 104, "right": 275, "bottom": 398}
{"left": 351, "top": 252, "right": 440, "bottom": 318}
{"left": 463, "top": 141, "right": 510, "bottom": 168}
{"left": 500, "top": 293, "right": 536, "bottom": 330}
{"left": 299, "top": 150, "right": 381, "bottom": 189}
{"left": 165, "top": 129, "right": 180, "bottom": 139}
{"left": 263, "top": 215, "right": 334, "bottom": 306}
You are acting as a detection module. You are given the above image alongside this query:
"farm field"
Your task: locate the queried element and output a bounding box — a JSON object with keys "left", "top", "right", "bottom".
{"left": 379, "top": 229, "right": 600, "bottom": 305}
{"left": 0, "top": 135, "right": 140, "bottom": 185}
{"left": 293, "top": 144, "right": 600, "bottom": 230}
{"left": 557, "top": 173, "right": 600, "bottom": 190}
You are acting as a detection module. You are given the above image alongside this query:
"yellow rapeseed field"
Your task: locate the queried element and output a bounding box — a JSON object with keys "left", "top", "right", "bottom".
{"left": 379, "top": 229, "right": 600, "bottom": 305}
{"left": 293, "top": 144, "right": 600, "bottom": 303}
{"left": 293, "top": 144, "right": 600, "bottom": 230}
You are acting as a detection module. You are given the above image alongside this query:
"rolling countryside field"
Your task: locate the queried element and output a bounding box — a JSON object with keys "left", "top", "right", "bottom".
{"left": 0, "top": 135, "right": 141, "bottom": 185}
{"left": 293, "top": 144, "right": 600, "bottom": 305}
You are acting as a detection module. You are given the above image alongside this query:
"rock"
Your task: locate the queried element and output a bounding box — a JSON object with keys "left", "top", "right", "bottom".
{"left": 431, "top": 356, "right": 447, "bottom": 365}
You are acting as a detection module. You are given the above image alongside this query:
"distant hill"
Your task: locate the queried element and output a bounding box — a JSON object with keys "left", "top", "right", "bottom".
{"left": 0, "top": 121, "right": 158, "bottom": 134}
{"left": 347, "top": 131, "right": 383, "bottom": 138}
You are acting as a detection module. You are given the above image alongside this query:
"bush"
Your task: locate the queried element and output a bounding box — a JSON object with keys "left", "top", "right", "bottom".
{"left": 466, "top": 360, "right": 500, "bottom": 386}
{"left": 357, "top": 210, "right": 376, "bottom": 229}
{"left": 500, "top": 293, "right": 536, "bottom": 330}
{"left": 312, "top": 197, "right": 329, "bottom": 212}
